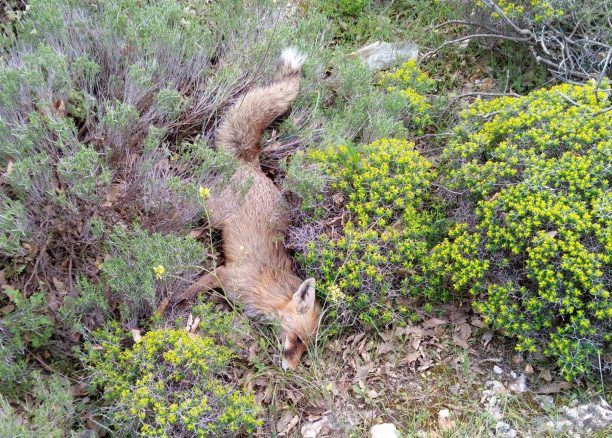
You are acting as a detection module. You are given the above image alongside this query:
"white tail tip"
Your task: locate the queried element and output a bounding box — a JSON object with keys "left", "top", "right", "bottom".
{"left": 280, "top": 47, "right": 306, "bottom": 70}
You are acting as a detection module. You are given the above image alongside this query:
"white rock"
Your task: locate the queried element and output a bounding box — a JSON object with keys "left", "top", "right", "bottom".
{"left": 483, "top": 380, "right": 506, "bottom": 396}
{"left": 438, "top": 408, "right": 456, "bottom": 431}
{"left": 493, "top": 365, "right": 503, "bottom": 375}
{"left": 353, "top": 41, "right": 419, "bottom": 71}
{"left": 371, "top": 423, "right": 400, "bottom": 438}
{"left": 508, "top": 373, "right": 528, "bottom": 393}
{"left": 495, "top": 421, "right": 517, "bottom": 437}
{"left": 301, "top": 418, "right": 326, "bottom": 438}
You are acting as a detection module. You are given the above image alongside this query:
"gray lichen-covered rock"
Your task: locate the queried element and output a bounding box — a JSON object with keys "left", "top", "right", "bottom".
{"left": 352, "top": 41, "right": 418, "bottom": 71}
{"left": 495, "top": 421, "right": 517, "bottom": 437}
{"left": 562, "top": 398, "right": 612, "bottom": 431}
{"left": 534, "top": 394, "right": 555, "bottom": 411}
{"left": 537, "top": 398, "right": 612, "bottom": 435}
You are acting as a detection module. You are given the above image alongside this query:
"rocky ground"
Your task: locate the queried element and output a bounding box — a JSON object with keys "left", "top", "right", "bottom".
{"left": 211, "top": 301, "right": 612, "bottom": 436}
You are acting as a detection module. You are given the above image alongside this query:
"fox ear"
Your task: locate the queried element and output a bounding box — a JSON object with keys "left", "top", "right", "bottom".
{"left": 293, "top": 278, "right": 316, "bottom": 314}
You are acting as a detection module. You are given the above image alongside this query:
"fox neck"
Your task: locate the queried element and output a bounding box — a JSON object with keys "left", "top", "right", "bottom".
{"left": 246, "top": 269, "right": 299, "bottom": 316}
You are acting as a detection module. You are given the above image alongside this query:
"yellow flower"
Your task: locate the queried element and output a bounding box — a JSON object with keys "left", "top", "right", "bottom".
{"left": 153, "top": 265, "right": 166, "bottom": 279}
{"left": 199, "top": 186, "right": 211, "bottom": 200}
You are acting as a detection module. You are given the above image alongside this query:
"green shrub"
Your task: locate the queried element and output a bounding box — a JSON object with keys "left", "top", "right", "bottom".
{"left": 0, "top": 372, "right": 75, "bottom": 437}
{"left": 0, "top": 196, "right": 28, "bottom": 257}
{"left": 294, "top": 138, "right": 442, "bottom": 328}
{"left": 431, "top": 81, "right": 611, "bottom": 380}
{"left": 0, "top": 289, "right": 54, "bottom": 395}
{"left": 58, "top": 277, "right": 110, "bottom": 332}
{"left": 377, "top": 59, "right": 436, "bottom": 134}
{"left": 101, "top": 225, "right": 206, "bottom": 323}
{"left": 85, "top": 320, "right": 261, "bottom": 436}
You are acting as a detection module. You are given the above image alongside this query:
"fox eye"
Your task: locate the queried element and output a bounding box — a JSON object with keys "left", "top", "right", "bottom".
{"left": 296, "top": 336, "right": 303, "bottom": 345}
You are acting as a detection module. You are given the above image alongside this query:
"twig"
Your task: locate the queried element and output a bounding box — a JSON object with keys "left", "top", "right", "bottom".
{"left": 483, "top": 0, "right": 532, "bottom": 36}
{"left": 421, "top": 33, "right": 531, "bottom": 62}
{"left": 432, "top": 183, "right": 463, "bottom": 196}
{"left": 451, "top": 91, "right": 521, "bottom": 99}
{"left": 591, "top": 106, "right": 612, "bottom": 117}
{"left": 596, "top": 49, "right": 612, "bottom": 89}
{"left": 424, "top": 20, "right": 500, "bottom": 34}
{"left": 29, "top": 350, "right": 57, "bottom": 373}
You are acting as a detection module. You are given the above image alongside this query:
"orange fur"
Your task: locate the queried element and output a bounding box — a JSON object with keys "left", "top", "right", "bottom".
{"left": 180, "top": 48, "right": 321, "bottom": 369}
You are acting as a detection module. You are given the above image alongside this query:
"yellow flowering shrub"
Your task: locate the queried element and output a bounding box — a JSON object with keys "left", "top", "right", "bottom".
{"left": 479, "top": 0, "right": 564, "bottom": 22}
{"left": 298, "top": 139, "right": 441, "bottom": 327}
{"left": 85, "top": 317, "right": 261, "bottom": 436}
{"left": 432, "top": 81, "right": 611, "bottom": 380}
{"left": 378, "top": 60, "right": 436, "bottom": 134}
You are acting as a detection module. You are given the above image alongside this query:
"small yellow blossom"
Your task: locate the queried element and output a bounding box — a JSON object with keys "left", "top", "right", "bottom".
{"left": 153, "top": 265, "right": 166, "bottom": 279}
{"left": 198, "top": 186, "right": 211, "bottom": 200}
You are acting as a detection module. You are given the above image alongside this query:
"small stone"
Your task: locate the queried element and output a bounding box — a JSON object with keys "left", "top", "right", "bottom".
{"left": 438, "top": 409, "right": 456, "bottom": 431}
{"left": 524, "top": 364, "right": 534, "bottom": 374}
{"left": 510, "top": 371, "right": 517, "bottom": 379}
{"left": 371, "top": 423, "right": 400, "bottom": 438}
{"left": 534, "top": 395, "right": 555, "bottom": 410}
{"left": 509, "top": 374, "right": 528, "bottom": 393}
{"left": 495, "top": 421, "right": 517, "bottom": 438}
{"left": 493, "top": 365, "right": 503, "bottom": 375}
{"left": 485, "top": 380, "right": 506, "bottom": 393}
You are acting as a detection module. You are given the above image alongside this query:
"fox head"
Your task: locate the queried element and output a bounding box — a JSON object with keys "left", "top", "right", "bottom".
{"left": 278, "top": 277, "right": 321, "bottom": 370}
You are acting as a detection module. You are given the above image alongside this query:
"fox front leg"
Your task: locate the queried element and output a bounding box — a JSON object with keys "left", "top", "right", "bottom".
{"left": 175, "top": 266, "right": 228, "bottom": 303}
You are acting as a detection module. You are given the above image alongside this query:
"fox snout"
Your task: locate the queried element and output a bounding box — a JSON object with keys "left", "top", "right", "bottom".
{"left": 279, "top": 278, "right": 321, "bottom": 370}
{"left": 281, "top": 331, "right": 308, "bottom": 370}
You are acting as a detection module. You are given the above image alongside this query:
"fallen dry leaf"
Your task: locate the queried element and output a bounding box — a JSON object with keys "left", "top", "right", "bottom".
{"left": 332, "top": 192, "right": 344, "bottom": 204}
{"left": 376, "top": 342, "right": 394, "bottom": 355}
{"left": 1, "top": 304, "right": 15, "bottom": 315}
{"left": 353, "top": 363, "right": 372, "bottom": 383}
{"left": 452, "top": 323, "right": 472, "bottom": 349}
{"left": 276, "top": 412, "right": 295, "bottom": 434}
{"left": 417, "top": 358, "right": 433, "bottom": 372}
{"left": 535, "top": 381, "right": 572, "bottom": 394}
{"left": 470, "top": 317, "right": 485, "bottom": 328}
{"left": 422, "top": 317, "right": 447, "bottom": 329}
{"left": 156, "top": 297, "right": 169, "bottom": 315}
{"left": 190, "top": 317, "right": 201, "bottom": 333}
{"left": 278, "top": 414, "right": 300, "bottom": 436}
{"left": 400, "top": 351, "right": 421, "bottom": 365}
{"left": 540, "top": 368, "right": 552, "bottom": 382}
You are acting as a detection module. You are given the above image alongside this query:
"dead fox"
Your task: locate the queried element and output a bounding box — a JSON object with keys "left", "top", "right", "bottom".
{"left": 178, "top": 48, "right": 321, "bottom": 370}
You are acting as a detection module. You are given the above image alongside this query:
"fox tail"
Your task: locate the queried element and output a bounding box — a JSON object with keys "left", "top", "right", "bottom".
{"left": 216, "top": 47, "right": 306, "bottom": 163}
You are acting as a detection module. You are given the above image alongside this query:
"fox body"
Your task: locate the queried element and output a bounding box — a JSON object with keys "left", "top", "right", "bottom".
{"left": 180, "top": 48, "right": 321, "bottom": 369}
